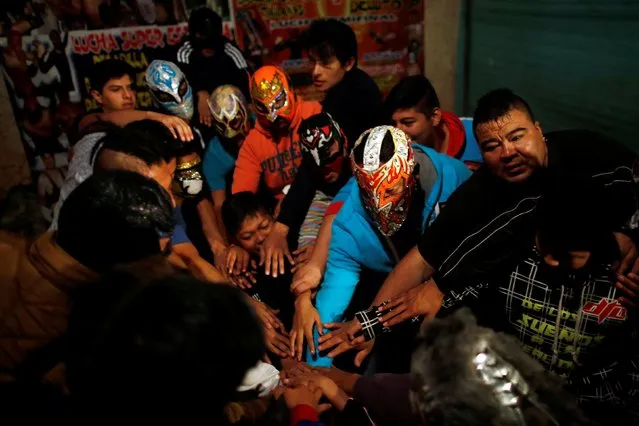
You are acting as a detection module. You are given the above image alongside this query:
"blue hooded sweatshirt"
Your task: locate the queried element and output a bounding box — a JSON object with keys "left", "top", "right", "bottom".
{"left": 308, "top": 144, "right": 471, "bottom": 366}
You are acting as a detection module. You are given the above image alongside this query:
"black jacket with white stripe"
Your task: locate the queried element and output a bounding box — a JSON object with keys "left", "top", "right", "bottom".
{"left": 176, "top": 38, "right": 250, "bottom": 98}
{"left": 418, "top": 129, "right": 639, "bottom": 289}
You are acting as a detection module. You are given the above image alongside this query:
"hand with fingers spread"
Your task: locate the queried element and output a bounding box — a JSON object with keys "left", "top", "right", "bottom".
{"left": 291, "top": 244, "right": 315, "bottom": 273}
{"left": 197, "top": 90, "right": 212, "bottom": 127}
{"left": 264, "top": 325, "right": 291, "bottom": 359}
{"left": 290, "top": 292, "right": 323, "bottom": 360}
{"left": 283, "top": 380, "right": 332, "bottom": 414}
{"left": 317, "top": 319, "right": 364, "bottom": 359}
{"left": 614, "top": 233, "right": 639, "bottom": 308}
{"left": 378, "top": 280, "right": 444, "bottom": 328}
{"left": 250, "top": 299, "right": 286, "bottom": 332}
{"left": 291, "top": 261, "right": 323, "bottom": 296}
{"left": 226, "top": 244, "right": 251, "bottom": 277}
{"left": 230, "top": 271, "right": 257, "bottom": 290}
{"left": 259, "top": 222, "right": 293, "bottom": 278}
{"left": 155, "top": 114, "right": 194, "bottom": 142}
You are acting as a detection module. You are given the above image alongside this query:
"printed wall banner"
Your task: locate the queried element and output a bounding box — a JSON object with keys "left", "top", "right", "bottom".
{"left": 232, "top": 0, "right": 424, "bottom": 100}
{"left": 0, "top": 0, "right": 234, "bottom": 222}
{"left": 1, "top": 0, "right": 424, "bottom": 223}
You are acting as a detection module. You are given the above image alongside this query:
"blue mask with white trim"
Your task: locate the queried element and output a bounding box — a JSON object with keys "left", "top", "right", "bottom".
{"left": 145, "top": 60, "right": 194, "bottom": 121}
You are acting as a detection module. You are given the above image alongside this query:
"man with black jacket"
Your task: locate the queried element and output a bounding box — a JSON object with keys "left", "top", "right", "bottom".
{"left": 176, "top": 7, "right": 250, "bottom": 127}
{"left": 318, "top": 89, "right": 639, "bottom": 372}
{"left": 305, "top": 19, "right": 385, "bottom": 145}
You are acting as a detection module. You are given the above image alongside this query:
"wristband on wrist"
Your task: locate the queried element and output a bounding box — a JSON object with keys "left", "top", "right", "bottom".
{"left": 355, "top": 301, "right": 391, "bottom": 341}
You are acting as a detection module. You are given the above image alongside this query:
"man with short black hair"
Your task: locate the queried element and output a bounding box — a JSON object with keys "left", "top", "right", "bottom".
{"left": 52, "top": 59, "right": 193, "bottom": 230}
{"left": 305, "top": 19, "right": 385, "bottom": 144}
{"left": 0, "top": 170, "right": 174, "bottom": 383}
{"left": 96, "top": 120, "right": 226, "bottom": 283}
{"left": 318, "top": 89, "right": 639, "bottom": 373}
{"left": 386, "top": 75, "right": 482, "bottom": 169}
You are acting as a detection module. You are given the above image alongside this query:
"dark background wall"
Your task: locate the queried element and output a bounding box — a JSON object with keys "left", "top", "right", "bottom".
{"left": 457, "top": 0, "right": 639, "bottom": 151}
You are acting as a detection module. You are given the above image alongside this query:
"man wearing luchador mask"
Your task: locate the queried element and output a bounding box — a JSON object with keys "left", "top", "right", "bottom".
{"left": 201, "top": 84, "right": 258, "bottom": 281}
{"left": 257, "top": 113, "right": 351, "bottom": 287}
{"left": 305, "top": 125, "right": 471, "bottom": 368}
{"left": 145, "top": 59, "right": 229, "bottom": 275}
{"left": 231, "top": 65, "right": 322, "bottom": 208}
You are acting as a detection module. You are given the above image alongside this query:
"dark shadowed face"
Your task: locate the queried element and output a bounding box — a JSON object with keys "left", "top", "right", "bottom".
{"left": 475, "top": 109, "right": 547, "bottom": 183}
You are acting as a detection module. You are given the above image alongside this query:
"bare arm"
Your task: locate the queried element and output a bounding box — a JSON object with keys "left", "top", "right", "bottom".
{"left": 78, "top": 110, "right": 193, "bottom": 141}
{"left": 309, "top": 213, "right": 336, "bottom": 275}
{"left": 371, "top": 246, "right": 434, "bottom": 306}
{"left": 78, "top": 109, "right": 157, "bottom": 131}
{"left": 196, "top": 196, "right": 227, "bottom": 258}
{"left": 211, "top": 190, "right": 229, "bottom": 245}
{"left": 172, "top": 242, "right": 229, "bottom": 284}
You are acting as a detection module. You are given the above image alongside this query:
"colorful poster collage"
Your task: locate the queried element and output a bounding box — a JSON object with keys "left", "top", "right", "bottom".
{"left": 232, "top": 0, "right": 424, "bottom": 100}
{"left": 0, "top": 0, "right": 424, "bottom": 223}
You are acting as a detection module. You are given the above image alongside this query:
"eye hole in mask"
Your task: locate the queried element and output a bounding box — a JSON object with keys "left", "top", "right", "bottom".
{"left": 229, "top": 115, "right": 243, "bottom": 130}
{"left": 178, "top": 79, "right": 188, "bottom": 98}
{"left": 153, "top": 89, "right": 174, "bottom": 103}
{"left": 255, "top": 101, "right": 268, "bottom": 114}
{"left": 272, "top": 91, "right": 286, "bottom": 110}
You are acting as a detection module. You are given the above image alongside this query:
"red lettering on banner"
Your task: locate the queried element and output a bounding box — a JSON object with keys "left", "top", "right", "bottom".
{"left": 166, "top": 24, "right": 189, "bottom": 46}
{"left": 582, "top": 299, "right": 627, "bottom": 324}
{"left": 71, "top": 32, "right": 120, "bottom": 54}
{"left": 121, "top": 28, "right": 166, "bottom": 51}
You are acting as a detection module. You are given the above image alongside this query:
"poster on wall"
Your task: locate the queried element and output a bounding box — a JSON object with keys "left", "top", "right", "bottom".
{"left": 0, "top": 0, "right": 233, "bottom": 222}
{"left": 232, "top": 0, "right": 424, "bottom": 100}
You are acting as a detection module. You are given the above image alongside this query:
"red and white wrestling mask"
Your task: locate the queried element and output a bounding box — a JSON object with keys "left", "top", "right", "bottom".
{"left": 250, "top": 65, "right": 296, "bottom": 130}
{"left": 298, "top": 112, "right": 347, "bottom": 183}
{"left": 351, "top": 126, "right": 415, "bottom": 236}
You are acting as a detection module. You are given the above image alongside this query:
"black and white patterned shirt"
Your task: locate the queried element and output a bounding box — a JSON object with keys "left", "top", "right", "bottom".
{"left": 442, "top": 246, "right": 639, "bottom": 414}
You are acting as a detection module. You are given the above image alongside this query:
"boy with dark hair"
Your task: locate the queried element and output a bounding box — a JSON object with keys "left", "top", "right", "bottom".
{"left": 52, "top": 59, "right": 192, "bottom": 230}
{"left": 95, "top": 120, "right": 226, "bottom": 284}
{"left": 305, "top": 19, "right": 385, "bottom": 145}
{"left": 221, "top": 191, "right": 294, "bottom": 359}
{"left": 66, "top": 274, "right": 264, "bottom": 422}
{"left": 177, "top": 6, "right": 250, "bottom": 127}
{"left": 386, "top": 75, "right": 482, "bottom": 169}
{"left": 78, "top": 59, "right": 192, "bottom": 139}
{"left": 0, "top": 170, "right": 174, "bottom": 383}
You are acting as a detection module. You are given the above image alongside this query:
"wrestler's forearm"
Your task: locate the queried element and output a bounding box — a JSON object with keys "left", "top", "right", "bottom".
{"left": 371, "top": 246, "right": 434, "bottom": 307}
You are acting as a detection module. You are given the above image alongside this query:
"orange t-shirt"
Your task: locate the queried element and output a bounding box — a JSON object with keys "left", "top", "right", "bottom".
{"left": 232, "top": 100, "right": 322, "bottom": 199}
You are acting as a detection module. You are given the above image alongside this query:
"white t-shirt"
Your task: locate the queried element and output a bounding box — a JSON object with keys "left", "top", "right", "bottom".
{"left": 50, "top": 131, "right": 106, "bottom": 230}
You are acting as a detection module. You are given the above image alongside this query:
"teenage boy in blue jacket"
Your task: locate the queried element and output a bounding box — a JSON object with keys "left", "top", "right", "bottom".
{"left": 308, "top": 126, "right": 471, "bottom": 367}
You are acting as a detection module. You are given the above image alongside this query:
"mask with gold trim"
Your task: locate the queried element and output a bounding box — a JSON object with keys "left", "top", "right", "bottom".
{"left": 250, "top": 65, "right": 296, "bottom": 129}
{"left": 173, "top": 152, "right": 203, "bottom": 197}
{"left": 351, "top": 126, "right": 415, "bottom": 236}
{"left": 208, "top": 85, "right": 250, "bottom": 140}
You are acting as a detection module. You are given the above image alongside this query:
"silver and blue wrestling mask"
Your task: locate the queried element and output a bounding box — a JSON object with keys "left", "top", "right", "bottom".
{"left": 145, "top": 60, "right": 194, "bottom": 121}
